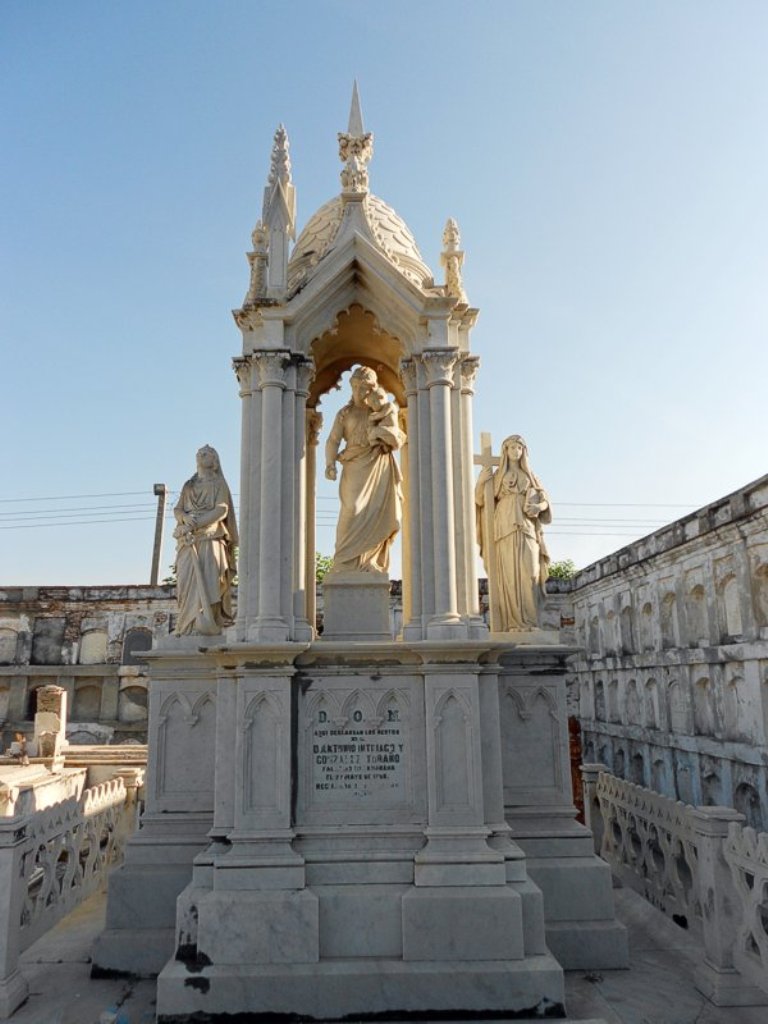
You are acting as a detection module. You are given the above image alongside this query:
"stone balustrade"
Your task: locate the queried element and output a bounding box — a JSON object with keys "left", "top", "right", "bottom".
{"left": 582, "top": 763, "right": 768, "bottom": 1008}
{"left": 724, "top": 822, "right": 768, "bottom": 1000}
{"left": 0, "top": 775, "right": 138, "bottom": 1018}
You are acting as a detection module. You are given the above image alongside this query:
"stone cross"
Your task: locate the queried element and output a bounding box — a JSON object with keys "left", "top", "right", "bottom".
{"left": 473, "top": 432, "right": 502, "bottom": 632}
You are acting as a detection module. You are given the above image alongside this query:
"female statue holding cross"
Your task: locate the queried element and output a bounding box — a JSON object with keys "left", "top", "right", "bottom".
{"left": 475, "top": 434, "right": 551, "bottom": 631}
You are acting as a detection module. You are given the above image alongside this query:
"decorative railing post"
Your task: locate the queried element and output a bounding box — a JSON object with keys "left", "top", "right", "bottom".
{"left": 0, "top": 818, "right": 30, "bottom": 1018}
{"left": 691, "top": 806, "right": 768, "bottom": 1007}
{"left": 724, "top": 822, "right": 768, "bottom": 1003}
{"left": 580, "top": 763, "right": 608, "bottom": 856}
{"left": 112, "top": 768, "right": 146, "bottom": 843}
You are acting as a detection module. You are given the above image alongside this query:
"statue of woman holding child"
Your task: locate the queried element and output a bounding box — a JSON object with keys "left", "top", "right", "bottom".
{"left": 324, "top": 366, "right": 403, "bottom": 575}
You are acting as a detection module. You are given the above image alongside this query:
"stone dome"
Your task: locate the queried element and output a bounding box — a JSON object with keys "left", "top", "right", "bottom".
{"left": 287, "top": 193, "right": 432, "bottom": 291}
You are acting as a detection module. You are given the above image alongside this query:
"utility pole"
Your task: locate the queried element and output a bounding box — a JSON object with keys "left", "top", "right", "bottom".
{"left": 150, "top": 483, "right": 167, "bottom": 586}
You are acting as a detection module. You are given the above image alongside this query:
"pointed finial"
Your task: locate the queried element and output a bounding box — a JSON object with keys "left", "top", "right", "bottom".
{"left": 266, "top": 125, "right": 292, "bottom": 193}
{"left": 263, "top": 123, "right": 296, "bottom": 239}
{"left": 338, "top": 83, "right": 374, "bottom": 196}
{"left": 441, "top": 218, "right": 467, "bottom": 302}
{"left": 442, "top": 218, "right": 461, "bottom": 252}
{"left": 348, "top": 80, "right": 365, "bottom": 135}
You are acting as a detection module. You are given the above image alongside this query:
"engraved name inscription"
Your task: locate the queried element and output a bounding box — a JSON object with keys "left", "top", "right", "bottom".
{"left": 311, "top": 709, "right": 406, "bottom": 800}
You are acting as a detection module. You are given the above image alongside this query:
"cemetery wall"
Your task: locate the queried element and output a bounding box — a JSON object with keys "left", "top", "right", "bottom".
{"left": 568, "top": 473, "right": 768, "bottom": 829}
{"left": 0, "top": 585, "right": 176, "bottom": 746}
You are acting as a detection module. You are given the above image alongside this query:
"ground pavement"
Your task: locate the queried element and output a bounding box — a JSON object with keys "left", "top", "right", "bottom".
{"left": 8, "top": 884, "right": 767, "bottom": 1024}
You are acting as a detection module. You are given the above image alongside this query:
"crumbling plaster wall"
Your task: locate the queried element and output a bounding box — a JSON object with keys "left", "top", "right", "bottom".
{"left": 0, "top": 585, "right": 176, "bottom": 746}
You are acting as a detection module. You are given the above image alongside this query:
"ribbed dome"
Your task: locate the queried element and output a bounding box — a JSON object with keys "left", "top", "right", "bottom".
{"left": 287, "top": 194, "right": 432, "bottom": 291}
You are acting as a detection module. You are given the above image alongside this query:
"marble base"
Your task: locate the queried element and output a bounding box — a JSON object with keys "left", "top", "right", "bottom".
{"left": 321, "top": 571, "right": 392, "bottom": 640}
{"left": 0, "top": 969, "right": 29, "bottom": 1018}
{"left": 156, "top": 954, "right": 566, "bottom": 1022}
{"left": 694, "top": 962, "right": 768, "bottom": 1007}
{"left": 511, "top": 820, "right": 629, "bottom": 970}
{"left": 91, "top": 813, "right": 212, "bottom": 977}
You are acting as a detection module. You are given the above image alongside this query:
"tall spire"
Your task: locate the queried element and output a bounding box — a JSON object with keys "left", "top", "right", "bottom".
{"left": 348, "top": 79, "right": 365, "bottom": 135}
{"left": 260, "top": 124, "right": 297, "bottom": 295}
{"left": 338, "top": 81, "right": 373, "bottom": 196}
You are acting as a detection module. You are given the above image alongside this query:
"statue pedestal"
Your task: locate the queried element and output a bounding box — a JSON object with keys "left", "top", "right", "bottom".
{"left": 321, "top": 571, "right": 392, "bottom": 641}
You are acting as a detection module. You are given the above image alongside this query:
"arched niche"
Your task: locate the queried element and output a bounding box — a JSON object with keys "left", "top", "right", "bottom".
{"left": 308, "top": 304, "right": 406, "bottom": 409}
{"left": 302, "top": 302, "right": 410, "bottom": 633}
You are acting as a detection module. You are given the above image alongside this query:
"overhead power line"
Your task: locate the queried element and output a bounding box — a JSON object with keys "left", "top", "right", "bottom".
{"left": 0, "top": 515, "right": 160, "bottom": 530}
{"left": 0, "top": 490, "right": 156, "bottom": 504}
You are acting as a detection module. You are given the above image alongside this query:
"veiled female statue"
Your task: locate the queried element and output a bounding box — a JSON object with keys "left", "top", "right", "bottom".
{"left": 173, "top": 445, "right": 238, "bottom": 635}
{"left": 325, "top": 366, "right": 403, "bottom": 574}
{"left": 475, "top": 434, "right": 551, "bottom": 631}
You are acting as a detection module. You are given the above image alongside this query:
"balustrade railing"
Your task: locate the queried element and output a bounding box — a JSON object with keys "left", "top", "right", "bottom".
{"left": 582, "top": 764, "right": 768, "bottom": 1008}
{"left": 0, "top": 775, "right": 139, "bottom": 1018}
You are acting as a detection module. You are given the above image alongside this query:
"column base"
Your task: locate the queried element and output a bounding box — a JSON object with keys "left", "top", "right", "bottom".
{"left": 414, "top": 828, "right": 506, "bottom": 886}
{"left": 426, "top": 614, "right": 468, "bottom": 640}
{"left": 248, "top": 618, "right": 291, "bottom": 643}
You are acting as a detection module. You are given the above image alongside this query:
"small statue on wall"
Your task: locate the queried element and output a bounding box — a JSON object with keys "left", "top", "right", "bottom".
{"left": 475, "top": 434, "right": 551, "bottom": 631}
{"left": 173, "top": 446, "right": 238, "bottom": 636}
{"left": 324, "top": 366, "right": 403, "bottom": 575}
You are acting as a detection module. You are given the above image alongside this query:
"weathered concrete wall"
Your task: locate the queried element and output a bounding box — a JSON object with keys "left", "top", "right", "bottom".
{"left": 567, "top": 473, "right": 768, "bottom": 829}
{"left": 0, "top": 585, "right": 176, "bottom": 746}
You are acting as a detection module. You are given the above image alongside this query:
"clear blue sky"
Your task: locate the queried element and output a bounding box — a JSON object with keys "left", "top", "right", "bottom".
{"left": 3, "top": 1, "right": 767, "bottom": 585}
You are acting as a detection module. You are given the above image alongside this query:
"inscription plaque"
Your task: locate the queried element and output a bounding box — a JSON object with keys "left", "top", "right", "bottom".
{"left": 311, "top": 710, "right": 407, "bottom": 803}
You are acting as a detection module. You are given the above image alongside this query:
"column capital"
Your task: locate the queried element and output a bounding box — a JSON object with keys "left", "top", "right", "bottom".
{"left": 400, "top": 358, "right": 418, "bottom": 395}
{"left": 307, "top": 410, "right": 323, "bottom": 447}
{"left": 460, "top": 355, "right": 480, "bottom": 394}
{"left": 422, "top": 349, "right": 458, "bottom": 388}
{"left": 232, "top": 307, "right": 263, "bottom": 332}
{"left": 254, "top": 350, "right": 290, "bottom": 389}
{"left": 232, "top": 355, "right": 252, "bottom": 396}
{"left": 293, "top": 356, "right": 315, "bottom": 398}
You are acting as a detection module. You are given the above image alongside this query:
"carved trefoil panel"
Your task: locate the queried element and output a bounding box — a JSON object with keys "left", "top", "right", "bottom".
{"left": 235, "top": 676, "right": 292, "bottom": 830}
{"left": 154, "top": 686, "right": 216, "bottom": 811}
{"left": 240, "top": 691, "right": 287, "bottom": 817}
{"left": 500, "top": 681, "right": 564, "bottom": 807}
{"left": 424, "top": 673, "right": 484, "bottom": 827}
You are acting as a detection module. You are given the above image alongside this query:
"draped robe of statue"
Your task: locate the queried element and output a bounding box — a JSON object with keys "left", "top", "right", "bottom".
{"left": 173, "top": 448, "right": 238, "bottom": 635}
{"left": 326, "top": 381, "right": 403, "bottom": 575}
{"left": 475, "top": 436, "right": 551, "bottom": 631}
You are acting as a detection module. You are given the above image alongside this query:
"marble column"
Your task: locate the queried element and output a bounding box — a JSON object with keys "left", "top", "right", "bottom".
{"left": 280, "top": 360, "right": 297, "bottom": 636}
{"left": 244, "top": 361, "right": 263, "bottom": 639}
{"left": 415, "top": 357, "right": 435, "bottom": 629}
{"left": 293, "top": 358, "right": 314, "bottom": 641}
{"left": 422, "top": 350, "right": 463, "bottom": 638}
{"left": 460, "top": 357, "right": 482, "bottom": 625}
{"left": 253, "top": 350, "right": 291, "bottom": 642}
{"left": 232, "top": 355, "right": 253, "bottom": 638}
{"left": 305, "top": 411, "right": 322, "bottom": 637}
{"left": 400, "top": 359, "right": 423, "bottom": 640}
